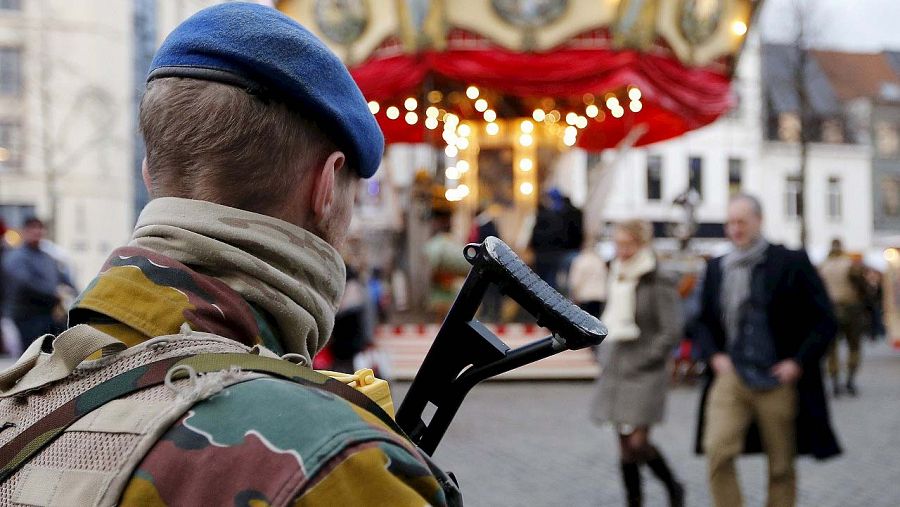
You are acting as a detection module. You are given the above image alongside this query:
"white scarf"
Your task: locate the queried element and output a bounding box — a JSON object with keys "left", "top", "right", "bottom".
{"left": 601, "top": 248, "right": 656, "bottom": 342}
{"left": 129, "top": 197, "right": 346, "bottom": 365}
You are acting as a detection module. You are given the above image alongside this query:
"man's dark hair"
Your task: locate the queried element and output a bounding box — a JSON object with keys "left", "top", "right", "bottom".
{"left": 23, "top": 217, "right": 44, "bottom": 229}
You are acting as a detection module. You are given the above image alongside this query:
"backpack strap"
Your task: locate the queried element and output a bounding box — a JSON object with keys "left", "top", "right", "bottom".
{"left": 0, "top": 352, "right": 406, "bottom": 483}
{"left": 174, "top": 353, "right": 407, "bottom": 437}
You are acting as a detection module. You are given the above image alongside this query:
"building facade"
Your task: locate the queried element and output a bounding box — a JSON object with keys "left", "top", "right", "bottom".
{"left": 0, "top": 0, "right": 134, "bottom": 287}
{"left": 0, "top": 0, "right": 222, "bottom": 287}
{"left": 598, "top": 35, "right": 886, "bottom": 263}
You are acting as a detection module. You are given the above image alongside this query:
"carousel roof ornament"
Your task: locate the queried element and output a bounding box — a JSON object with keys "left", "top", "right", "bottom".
{"left": 277, "top": 0, "right": 761, "bottom": 151}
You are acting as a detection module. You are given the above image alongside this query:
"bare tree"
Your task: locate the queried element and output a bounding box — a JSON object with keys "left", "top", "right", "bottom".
{"left": 35, "top": 3, "right": 127, "bottom": 240}
{"left": 582, "top": 123, "right": 648, "bottom": 242}
{"left": 790, "top": 0, "right": 821, "bottom": 248}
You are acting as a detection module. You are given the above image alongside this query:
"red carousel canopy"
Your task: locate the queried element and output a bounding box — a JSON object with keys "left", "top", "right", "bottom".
{"left": 279, "top": 0, "right": 761, "bottom": 151}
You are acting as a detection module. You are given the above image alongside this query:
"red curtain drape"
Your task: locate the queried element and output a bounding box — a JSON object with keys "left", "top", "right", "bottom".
{"left": 350, "top": 46, "right": 733, "bottom": 151}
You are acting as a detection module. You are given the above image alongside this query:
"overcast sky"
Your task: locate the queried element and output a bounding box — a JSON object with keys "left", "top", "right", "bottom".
{"left": 758, "top": 0, "right": 900, "bottom": 52}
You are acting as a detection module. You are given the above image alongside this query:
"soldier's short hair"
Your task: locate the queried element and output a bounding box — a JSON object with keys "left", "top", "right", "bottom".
{"left": 139, "top": 78, "right": 341, "bottom": 216}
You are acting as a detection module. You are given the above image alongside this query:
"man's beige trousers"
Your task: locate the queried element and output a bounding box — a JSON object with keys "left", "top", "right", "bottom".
{"left": 703, "top": 370, "right": 797, "bottom": 507}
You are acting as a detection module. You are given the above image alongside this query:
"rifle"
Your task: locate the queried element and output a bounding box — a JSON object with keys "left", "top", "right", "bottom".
{"left": 396, "top": 236, "right": 607, "bottom": 455}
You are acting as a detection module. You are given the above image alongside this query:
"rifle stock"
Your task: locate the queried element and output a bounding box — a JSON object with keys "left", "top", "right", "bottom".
{"left": 396, "top": 237, "right": 607, "bottom": 455}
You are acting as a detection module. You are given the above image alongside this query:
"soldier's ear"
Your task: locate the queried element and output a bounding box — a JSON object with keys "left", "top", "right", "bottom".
{"left": 311, "top": 151, "right": 345, "bottom": 218}
{"left": 141, "top": 159, "right": 152, "bottom": 195}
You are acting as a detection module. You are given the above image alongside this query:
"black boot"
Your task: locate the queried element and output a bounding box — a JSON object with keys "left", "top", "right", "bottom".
{"left": 646, "top": 450, "right": 684, "bottom": 507}
{"left": 620, "top": 461, "right": 642, "bottom": 507}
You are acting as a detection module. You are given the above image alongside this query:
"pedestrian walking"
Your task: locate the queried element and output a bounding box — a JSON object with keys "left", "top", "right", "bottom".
{"left": 2, "top": 217, "right": 75, "bottom": 349}
{"left": 692, "top": 194, "right": 841, "bottom": 507}
{"left": 591, "top": 219, "right": 685, "bottom": 507}
{"left": 863, "top": 267, "right": 886, "bottom": 341}
{"left": 425, "top": 209, "right": 470, "bottom": 320}
{"left": 470, "top": 204, "right": 504, "bottom": 321}
{"left": 818, "top": 238, "right": 868, "bottom": 396}
{"left": 530, "top": 188, "right": 582, "bottom": 289}
{"left": 328, "top": 263, "right": 372, "bottom": 373}
{"left": 568, "top": 236, "right": 608, "bottom": 318}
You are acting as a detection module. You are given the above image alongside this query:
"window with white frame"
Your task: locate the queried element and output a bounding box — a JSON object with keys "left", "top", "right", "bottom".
{"left": 688, "top": 156, "right": 703, "bottom": 198}
{"left": 0, "top": 121, "right": 22, "bottom": 168}
{"left": 0, "top": 47, "right": 22, "bottom": 95}
{"left": 827, "top": 176, "right": 842, "bottom": 221}
{"left": 785, "top": 175, "right": 803, "bottom": 219}
{"left": 728, "top": 157, "right": 743, "bottom": 195}
{"left": 646, "top": 155, "right": 662, "bottom": 201}
{"left": 0, "top": 0, "right": 21, "bottom": 11}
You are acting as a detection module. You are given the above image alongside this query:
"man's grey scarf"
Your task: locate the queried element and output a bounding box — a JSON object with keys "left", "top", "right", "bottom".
{"left": 720, "top": 237, "right": 768, "bottom": 346}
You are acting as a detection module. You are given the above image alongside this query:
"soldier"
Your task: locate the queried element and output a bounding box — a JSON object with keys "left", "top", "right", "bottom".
{"left": 0, "top": 4, "right": 460, "bottom": 505}
{"left": 818, "top": 238, "right": 868, "bottom": 396}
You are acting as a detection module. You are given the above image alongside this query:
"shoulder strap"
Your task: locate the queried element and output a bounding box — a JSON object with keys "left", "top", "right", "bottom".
{"left": 0, "top": 352, "right": 406, "bottom": 483}
{"left": 175, "top": 353, "right": 407, "bottom": 437}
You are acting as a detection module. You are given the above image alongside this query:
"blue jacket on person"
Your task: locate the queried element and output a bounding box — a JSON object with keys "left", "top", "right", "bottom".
{"left": 2, "top": 244, "right": 73, "bottom": 319}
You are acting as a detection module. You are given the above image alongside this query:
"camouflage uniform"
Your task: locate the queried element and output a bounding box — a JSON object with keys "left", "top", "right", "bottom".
{"left": 62, "top": 244, "right": 459, "bottom": 505}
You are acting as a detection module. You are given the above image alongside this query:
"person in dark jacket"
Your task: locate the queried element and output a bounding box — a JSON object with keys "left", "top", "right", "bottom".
{"left": 2, "top": 217, "right": 74, "bottom": 349}
{"left": 692, "top": 194, "right": 840, "bottom": 507}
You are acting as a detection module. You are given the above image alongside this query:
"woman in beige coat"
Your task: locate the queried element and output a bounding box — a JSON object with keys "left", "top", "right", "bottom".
{"left": 591, "top": 220, "right": 685, "bottom": 507}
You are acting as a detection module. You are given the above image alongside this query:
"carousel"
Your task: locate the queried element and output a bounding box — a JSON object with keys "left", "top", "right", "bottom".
{"left": 277, "top": 0, "right": 761, "bottom": 311}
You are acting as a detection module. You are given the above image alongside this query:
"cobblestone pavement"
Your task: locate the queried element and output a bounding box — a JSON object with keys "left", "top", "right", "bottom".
{"left": 0, "top": 341, "right": 895, "bottom": 505}
{"left": 395, "top": 340, "right": 900, "bottom": 506}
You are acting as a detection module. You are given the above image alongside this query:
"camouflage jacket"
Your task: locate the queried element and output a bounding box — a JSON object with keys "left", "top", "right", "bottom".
{"left": 66, "top": 246, "right": 460, "bottom": 506}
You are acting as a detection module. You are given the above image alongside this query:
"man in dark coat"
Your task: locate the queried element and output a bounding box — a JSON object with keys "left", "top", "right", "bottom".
{"left": 692, "top": 194, "right": 841, "bottom": 507}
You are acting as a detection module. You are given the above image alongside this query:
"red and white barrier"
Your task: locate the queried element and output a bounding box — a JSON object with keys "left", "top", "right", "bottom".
{"left": 374, "top": 323, "right": 600, "bottom": 380}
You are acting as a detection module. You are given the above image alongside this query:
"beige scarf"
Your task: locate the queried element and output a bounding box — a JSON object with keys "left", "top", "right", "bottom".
{"left": 129, "top": 197, "right": 345, "bottom": 364}
{"left": 601, "top": 248, "right": 656, "bottom": 342}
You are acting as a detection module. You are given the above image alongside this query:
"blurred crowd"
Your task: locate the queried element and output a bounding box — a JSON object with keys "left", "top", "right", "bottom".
{"left": 0, "top": 190, "right": 890, "bottom": 506}
{"left": 320, "top": 187, "right": 886, "bottom": 507}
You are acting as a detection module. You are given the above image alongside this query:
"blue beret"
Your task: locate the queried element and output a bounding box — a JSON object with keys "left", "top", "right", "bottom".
{"left": 148, "top": 2, "right": 383, "bottom": 178}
